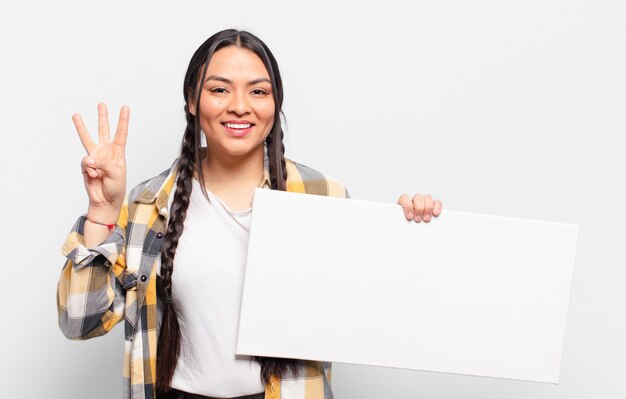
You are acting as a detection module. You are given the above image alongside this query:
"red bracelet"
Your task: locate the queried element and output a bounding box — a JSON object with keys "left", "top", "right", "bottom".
{"left": 86, "top": 217, "right": 116, "bottom": 231}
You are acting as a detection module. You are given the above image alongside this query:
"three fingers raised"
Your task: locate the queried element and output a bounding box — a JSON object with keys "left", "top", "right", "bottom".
{"left": 73, "top": 104, "right": 130, "bottom": 155}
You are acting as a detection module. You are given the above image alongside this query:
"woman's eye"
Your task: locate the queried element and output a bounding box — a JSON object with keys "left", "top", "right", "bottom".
{"left": 210, "top": 87, "right": 227, "bottom": 94}
{"left": 251, "top": 89, "right": 269, "bottom": 95}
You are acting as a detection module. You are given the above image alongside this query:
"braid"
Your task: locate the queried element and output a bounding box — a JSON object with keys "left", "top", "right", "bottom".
{"left": 265, "top": 127, "right": 287, "bottom": 191}
{"left": 155, "top": 113, "right": 196, "bottom": 393}
{"left": 256, "top": 124, "right": 300, "bottom": 385}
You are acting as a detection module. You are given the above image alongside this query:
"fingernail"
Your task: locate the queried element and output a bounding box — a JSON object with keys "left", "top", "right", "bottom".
{"left": 87, "top": 158, "right": 94, "bottom": 165}
{"left": 415, "top": 215, "right": 422, "bottom": 222}
{"left": 407, "top": 212, "right": 413, "bottom": 220}
{"left": 424, "top": 215, "right": 431, "bottom": 222}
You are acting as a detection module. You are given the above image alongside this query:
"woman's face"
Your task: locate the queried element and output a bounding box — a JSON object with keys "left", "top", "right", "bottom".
{"left": 190, "top": 46, "right": 275, "bottom": 159}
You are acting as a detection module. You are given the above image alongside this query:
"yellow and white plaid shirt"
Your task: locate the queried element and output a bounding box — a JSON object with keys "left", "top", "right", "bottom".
{"left": 57, "top": 150, "right": 350, "bottom": 399}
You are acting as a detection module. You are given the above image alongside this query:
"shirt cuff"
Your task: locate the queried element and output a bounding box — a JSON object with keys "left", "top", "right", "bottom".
{"left": 61, "top": 214, "right": 125, "bottom": 270}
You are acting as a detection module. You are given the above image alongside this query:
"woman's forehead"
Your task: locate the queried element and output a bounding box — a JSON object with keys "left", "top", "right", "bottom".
{"left": 205, "top": 46, "right": 270, "bottom": 80}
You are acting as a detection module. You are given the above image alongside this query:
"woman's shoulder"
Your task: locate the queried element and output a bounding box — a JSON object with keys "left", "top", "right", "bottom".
{"left": 127, "top": 158, "right": 179, "bottom": 205}
{"left": 284, "top": 157, "right": 350, "bottom": 199}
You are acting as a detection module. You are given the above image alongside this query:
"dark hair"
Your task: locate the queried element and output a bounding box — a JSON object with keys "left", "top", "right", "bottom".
{"left": 156, "top": 29, "right": 295, "bottom": 394}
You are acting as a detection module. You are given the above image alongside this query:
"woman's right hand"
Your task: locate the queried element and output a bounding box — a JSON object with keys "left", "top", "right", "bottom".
{"left": 73, "top": 103, "right": 130, "bottom": 224}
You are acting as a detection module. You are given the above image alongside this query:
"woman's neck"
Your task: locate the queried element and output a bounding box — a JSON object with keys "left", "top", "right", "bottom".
{"left": 198, "top": 145, "right": 265, "bottom": 190}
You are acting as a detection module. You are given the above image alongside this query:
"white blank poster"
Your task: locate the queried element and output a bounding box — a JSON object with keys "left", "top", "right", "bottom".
{"left": 237, "top": 189, "right": 579, "bottom": 383}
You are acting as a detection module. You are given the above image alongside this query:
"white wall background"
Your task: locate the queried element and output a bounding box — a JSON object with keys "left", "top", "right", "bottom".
{"left": 1, "top": 0, "right": 624, "bottom": 398}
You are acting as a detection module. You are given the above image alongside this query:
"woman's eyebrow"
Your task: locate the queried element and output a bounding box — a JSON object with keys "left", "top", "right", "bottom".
{"left": 248, "top": 77, "right": 272, "bottom": 85}
{"left": 205, "top": 75, "right": 271, "bottom": 85}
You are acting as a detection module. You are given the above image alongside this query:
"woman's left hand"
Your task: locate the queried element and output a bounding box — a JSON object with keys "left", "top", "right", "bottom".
{"left": 397, "top": 194, "right": 443, "bottom": 223}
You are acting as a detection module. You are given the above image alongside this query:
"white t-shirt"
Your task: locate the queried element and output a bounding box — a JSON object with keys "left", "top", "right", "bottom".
{"left": 165, "top": 177, "right": 265, "bottom": 397}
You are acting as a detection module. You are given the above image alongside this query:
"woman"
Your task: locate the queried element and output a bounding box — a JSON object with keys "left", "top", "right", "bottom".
{"left": 57, "top": 29, "right": 443, "bottom": 399}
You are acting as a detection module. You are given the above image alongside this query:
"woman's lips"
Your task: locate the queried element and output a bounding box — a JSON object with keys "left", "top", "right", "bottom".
{"left": 221, "top": 122, "right": 254, "bottom": 137}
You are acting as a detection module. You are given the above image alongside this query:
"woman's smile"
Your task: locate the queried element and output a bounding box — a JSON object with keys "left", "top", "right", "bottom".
{"left": 221, "top": 119, "right": 255, "bottom": 137}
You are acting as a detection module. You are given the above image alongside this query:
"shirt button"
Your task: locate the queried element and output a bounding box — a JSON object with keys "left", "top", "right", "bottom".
{"left": 140, "top": 275, "right": 147, "bottom": 282}
{"left": 156, "top": 232, "right": 163, "bottom": 239}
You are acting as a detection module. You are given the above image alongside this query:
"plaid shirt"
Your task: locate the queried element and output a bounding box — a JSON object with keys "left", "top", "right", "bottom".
{"left": 57, "top": 151, "right": 350, "bottom": 399}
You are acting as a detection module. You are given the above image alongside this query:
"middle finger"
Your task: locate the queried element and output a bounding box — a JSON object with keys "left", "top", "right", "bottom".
{"left": 98, "top": 103, "right": 110, "bottom": 143}
{"left": 412, "top": 194, "right": 425, "bottom": 222}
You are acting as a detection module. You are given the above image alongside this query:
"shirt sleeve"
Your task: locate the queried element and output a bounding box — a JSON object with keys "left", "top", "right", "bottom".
{"left": 56, "top": 198, "right": 128, "bottom": 340}
{"left": 322, "top": 361, "right": 333, "bottom": 387}
{"left": 326, "top": 177, "right": 350, "bottom": 200}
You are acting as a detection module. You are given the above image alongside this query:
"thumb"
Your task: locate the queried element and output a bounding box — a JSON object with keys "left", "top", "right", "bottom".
{"left": 81, "top": 155, "right": 113, "bottom": 178}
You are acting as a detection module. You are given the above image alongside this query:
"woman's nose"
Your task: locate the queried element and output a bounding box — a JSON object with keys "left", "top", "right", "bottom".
{"left": 227, "top": 91, "right": 251, "bottom": 116}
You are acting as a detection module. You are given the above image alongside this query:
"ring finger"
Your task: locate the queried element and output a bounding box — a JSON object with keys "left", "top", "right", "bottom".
{"left": 423, "top": 195, "right": 434, "bottom": 222}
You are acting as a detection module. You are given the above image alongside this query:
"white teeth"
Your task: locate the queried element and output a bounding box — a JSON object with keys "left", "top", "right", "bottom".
{"left": 225, "top": 123, "right": 251, "bottom": 129}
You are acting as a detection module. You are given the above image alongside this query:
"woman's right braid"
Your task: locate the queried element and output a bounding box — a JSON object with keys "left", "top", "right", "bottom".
{"left": 155, "top": 114, "right": 196, "bottom": 393}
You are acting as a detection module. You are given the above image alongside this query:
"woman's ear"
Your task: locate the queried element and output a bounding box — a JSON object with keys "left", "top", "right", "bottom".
{"left": 187, "top": 89, "right": 196, "bottom": 116}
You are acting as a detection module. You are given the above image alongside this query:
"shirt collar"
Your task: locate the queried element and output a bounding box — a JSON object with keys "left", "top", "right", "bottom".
{"left": 134, "top": 146, "right": 272, "bottom": 214}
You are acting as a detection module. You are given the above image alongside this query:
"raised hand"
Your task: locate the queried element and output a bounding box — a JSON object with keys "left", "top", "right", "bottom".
{"left": 73, "top": 103, "right": 129, "bottom": 224}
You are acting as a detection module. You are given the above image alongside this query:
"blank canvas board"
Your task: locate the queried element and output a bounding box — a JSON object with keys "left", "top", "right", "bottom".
{"left": 236, "top": 189, "right": 579, "bottom": 383}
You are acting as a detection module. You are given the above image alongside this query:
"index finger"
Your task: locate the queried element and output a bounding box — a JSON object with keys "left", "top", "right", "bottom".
{"left": 113, "top": 105, "right": 130, "bottom": 147}
{"left": 397, "top": 194, "right": 414, "bottom": 220}
{"left": 72, "top": 113, "right": 96, "bottom": 154}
